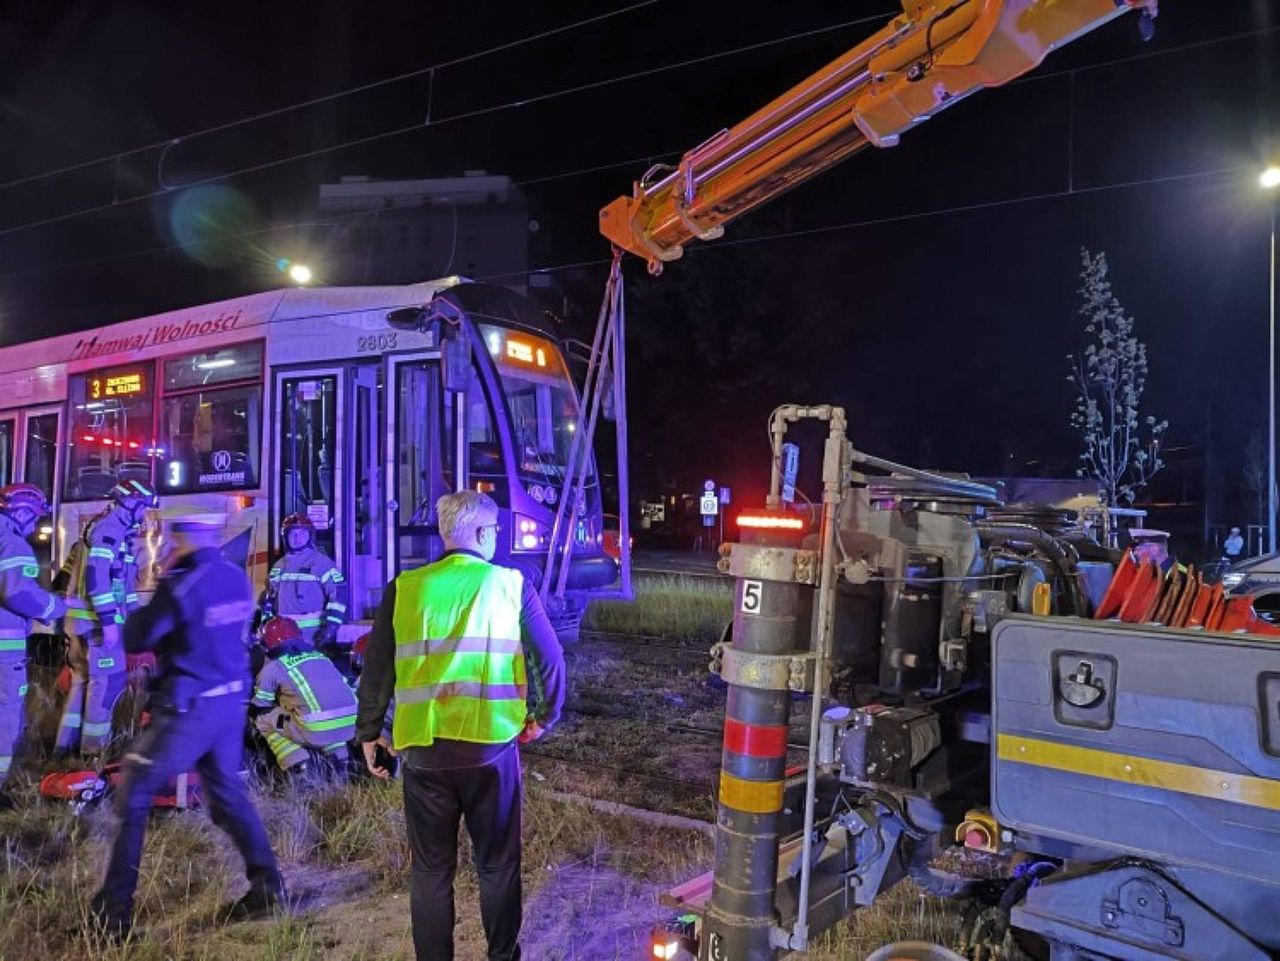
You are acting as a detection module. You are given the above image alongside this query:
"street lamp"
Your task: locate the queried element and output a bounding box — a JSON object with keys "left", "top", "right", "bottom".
{"left": 1263, "top": 166, "right": 1280, "bottom": 553}
{"left": 287, "top": 263, "right": 313, "bottom": 285}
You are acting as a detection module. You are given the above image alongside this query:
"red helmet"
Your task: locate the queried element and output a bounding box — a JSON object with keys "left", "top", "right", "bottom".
{"left": 260, "top": 616, "right": 301, "bottom": 652}
{"left": 0, "top": 482, "right": 49, "bottom": 520}
{"left": 281, "top": 512, "right": 314, "bottom": 551}
{"left": 352, "top": 632, "right": 371, "bottom": 661}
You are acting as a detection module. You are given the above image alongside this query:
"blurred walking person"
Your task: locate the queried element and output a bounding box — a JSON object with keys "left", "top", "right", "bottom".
{"left": 91, "top": 520, "right": 285, "bottom": 939}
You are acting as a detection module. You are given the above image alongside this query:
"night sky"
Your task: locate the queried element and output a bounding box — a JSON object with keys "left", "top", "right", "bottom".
{"left": 2, "top": 2, "right": 1278, "bottom": 524}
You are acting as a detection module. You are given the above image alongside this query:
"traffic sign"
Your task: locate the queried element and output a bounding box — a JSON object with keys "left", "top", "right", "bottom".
{"left": 781, "top": 443, "right": 800, "bottom": 503}
{"left": 700, "top": 493, "right": 718, "bottom": 516}
{"left": 719, "top": 486, "right": 731, "bottom": 505}
{"left": 704, "top": 479, "right": 716, "bottom": 492}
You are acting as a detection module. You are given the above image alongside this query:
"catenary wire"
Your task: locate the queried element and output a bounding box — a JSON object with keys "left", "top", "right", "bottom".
{"left": 0, "top": 16, "right": 1269, "bottom": 264}
{"left": 0, "top": 12, "right": 903, "bottom": 240}
{"left": 0, "top": 0, "right": 661, "bottom": 194}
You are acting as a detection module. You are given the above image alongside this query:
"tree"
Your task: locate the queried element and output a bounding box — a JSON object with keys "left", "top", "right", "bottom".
{"left": 1243, "top": 428, "right": 1267, "bottom": 528}
{"left": 1067, "top": 248, "right": 1167, "bottom": 506}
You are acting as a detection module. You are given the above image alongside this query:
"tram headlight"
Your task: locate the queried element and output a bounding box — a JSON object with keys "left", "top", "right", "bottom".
{"left": 513, "top": 514, "right": 550, "bottom": 552}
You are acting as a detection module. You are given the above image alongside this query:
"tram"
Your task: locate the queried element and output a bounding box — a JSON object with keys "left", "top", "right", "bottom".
{"left": 0, "top": 278, "right": 618, "bottom": 638}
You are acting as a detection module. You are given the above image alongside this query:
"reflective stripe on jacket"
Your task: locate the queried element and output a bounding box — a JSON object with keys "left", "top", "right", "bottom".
{"left": 266, "top": 548, "right": 347, "bottom": 628}
{"left": 0, "top": 516, "right": 65, "bottom": 637}
{"left": 64, "top": 509, "right": 133, "bottom": 624}
{"left": 252, "top": 650, "right": 357, "bottom": 736}
{"left": 390, "top": 553, "right": 526, "bottom": 750}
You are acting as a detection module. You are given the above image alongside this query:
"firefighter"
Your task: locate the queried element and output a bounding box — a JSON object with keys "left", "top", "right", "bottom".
{"left": 263, "top": 514, "right": 346, "bottom": 653}
{"left": 250, "top": 616, "right": 357, "bottom": 777}
{"left": 56, "top": 479, "right": 158, "bottom": 759}
{"left": 91, "top": 519, "right": 285, "bottom": 937}
{"left": 0, "top": 484, "right": 66, "bottom": 807}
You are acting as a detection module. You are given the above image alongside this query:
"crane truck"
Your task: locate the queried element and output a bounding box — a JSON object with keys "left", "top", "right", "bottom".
{"left": 582, "top": 2, "right": 1280, "bottom": 958}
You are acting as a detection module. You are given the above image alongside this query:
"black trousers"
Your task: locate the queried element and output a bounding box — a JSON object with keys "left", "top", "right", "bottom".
{"left": 403, "top": 745, "right": 522, "bottom": 961}
{"left": 94, "top": 692, "right": 283, "bottom": 923}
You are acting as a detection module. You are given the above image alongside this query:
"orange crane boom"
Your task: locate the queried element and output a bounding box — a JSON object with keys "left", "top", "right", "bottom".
{"left": 599, "top": 0, "right": 1156, "bottom": 273}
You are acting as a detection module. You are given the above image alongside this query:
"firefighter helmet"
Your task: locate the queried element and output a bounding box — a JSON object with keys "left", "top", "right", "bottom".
{"left": 260, "top": 616, "right": 302, "bottom": 652}
{"left": 110, "top": 479, "right": 159, "bottom": 513}
{"left": 281, "top": 513, "right": 314, "bottom": 552}
{"left": 0, "top": 482, "right": 49, "bottom": 521}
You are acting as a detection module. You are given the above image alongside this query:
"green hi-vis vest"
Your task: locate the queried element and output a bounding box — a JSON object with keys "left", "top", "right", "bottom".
{"left": 391, "top": 553, "right": 526, "bottom": 750}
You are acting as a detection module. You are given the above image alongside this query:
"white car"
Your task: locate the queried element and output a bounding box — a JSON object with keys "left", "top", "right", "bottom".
{"left": 1221, "top": 553, "right": 1280, "bottom": 622}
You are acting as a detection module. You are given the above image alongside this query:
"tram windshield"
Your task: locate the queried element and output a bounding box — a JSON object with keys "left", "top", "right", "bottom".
{"left": 478, "top": 324, "right": 590, "bottom": 486}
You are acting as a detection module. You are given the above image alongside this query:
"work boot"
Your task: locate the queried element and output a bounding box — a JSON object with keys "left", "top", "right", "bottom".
{"left": 225, "top": 883, "right": 289, "bottom": 921}
{"left": 285, "top": 760, "right": 317, "bottom": 787}
{"left": 87, "top": 894, "right": 134, "bottom": 944}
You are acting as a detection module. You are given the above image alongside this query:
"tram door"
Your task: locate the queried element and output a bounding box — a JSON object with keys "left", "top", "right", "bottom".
{"left": 348, "top": 363, "right": 383, "bottom": 619}
{"left": 274, "top": 363, "right": 397, "bottom": 622}
{"left": 384, "top": 351, "right": 449, "bottom": 579}
{"left": 273, "top": 368, "right": 341, "bottom": 577}
{"left": 17, "top": 407, "right": 60, "bottom": 579}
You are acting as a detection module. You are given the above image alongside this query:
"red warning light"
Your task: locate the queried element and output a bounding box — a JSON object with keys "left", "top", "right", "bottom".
{"left": 736, "top": 513, "right": 805, "bottom": 531}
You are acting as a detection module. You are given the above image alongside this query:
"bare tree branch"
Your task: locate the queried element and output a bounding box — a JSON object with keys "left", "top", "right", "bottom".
{"left": 1067, "top": 248, "right": 1167, "bottom": 506}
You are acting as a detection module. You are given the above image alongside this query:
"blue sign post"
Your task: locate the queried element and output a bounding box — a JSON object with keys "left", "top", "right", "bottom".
{"left": 700, "top": 481, "right": 718, "bottom": 546}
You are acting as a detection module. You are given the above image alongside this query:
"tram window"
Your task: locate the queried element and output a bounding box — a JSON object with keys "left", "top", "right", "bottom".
{"left": 64, "top": 364, "right": 155, "bottom": 501}
{"left": 478, "top": 324, "right": 590, "bottom": 485}
{"left": 442, "top": 371, "right": 507, "bottom": 501}
{"left": 399, "top": 363, "right": 447, "bottom": 532}
{"left": 23, "top": 413, "right": 57, "bottom": 495}
{"left": 158, "top": 384, "right": 262, "bottom": 493}
{"left": 22, "top": 412, "right": 58, "bottom": 568}
{"left": 163, "top": 342, "right": 263, "bottom": 392}
{"left": 279, "top": 377, "right": 336, "bottom": 557}
{"left": 0, "top": 420, "right": 12, "bottom": 487}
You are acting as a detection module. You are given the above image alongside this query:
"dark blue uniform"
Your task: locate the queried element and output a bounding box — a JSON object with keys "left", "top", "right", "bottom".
{"left": 93, "top": 546, "right": 283, "bottom": 927}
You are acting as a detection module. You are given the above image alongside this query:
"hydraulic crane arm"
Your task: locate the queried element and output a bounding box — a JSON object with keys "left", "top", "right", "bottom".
{"left": 599, "top": 0, "right": 1156, "bottom": 272}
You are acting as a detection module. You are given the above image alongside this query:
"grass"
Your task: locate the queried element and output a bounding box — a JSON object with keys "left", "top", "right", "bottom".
{"left": 0, "top": 768, "right": 720, "bottom": 961}
{"left": 0, "top": 748, "right": 979, "bottom": 960}
{"left": 0, "top": 569, "right": 980, "bottom": 959}
{"left": 583, "top": 573, "right": 732, "bottom": 642}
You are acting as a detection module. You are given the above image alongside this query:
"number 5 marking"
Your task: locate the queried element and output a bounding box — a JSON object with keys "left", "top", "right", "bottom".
{"left": 740, "top": 579, "right": 763, "bottom": 615}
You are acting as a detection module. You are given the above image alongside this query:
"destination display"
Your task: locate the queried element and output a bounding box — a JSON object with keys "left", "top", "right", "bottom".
{"left": 89, "top": 369, "right": 146, "bottom": 399}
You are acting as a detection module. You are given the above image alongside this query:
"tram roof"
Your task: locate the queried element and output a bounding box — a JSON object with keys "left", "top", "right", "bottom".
{"left": 0, "top": 278, "right": 559, "bottom": 379}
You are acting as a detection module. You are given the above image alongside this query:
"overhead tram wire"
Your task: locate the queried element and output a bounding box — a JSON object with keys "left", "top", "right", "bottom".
{"left": 12, "top": 5, "right": 1264, "bottom": 200}
{"left": 0, "top": 147, "right": 691, "bottom": 280}
{"left": 0, "top": 18, "right": 1266, "bottom": 244}
{"left": 0, "top": 0, "right": 660, "bottom": 195}
{"left": 2, "top": 22, "right": 1274, "bottom": 274}
{"left": 2, "top": 153, "right": 1247, "bottom": 286}
{"left": 472, "top": 163, "right": 1252, "bottom": 284}
{"left": 0, "top": 12, "right": 900, "bottom": 242}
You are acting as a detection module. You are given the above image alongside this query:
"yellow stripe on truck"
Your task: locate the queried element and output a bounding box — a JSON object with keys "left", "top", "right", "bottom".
{"left": 718, "top": 772, "right": 784, "bottom": 814}
{"left": 997, "top": 733, "right": 1280, "bottom": 813}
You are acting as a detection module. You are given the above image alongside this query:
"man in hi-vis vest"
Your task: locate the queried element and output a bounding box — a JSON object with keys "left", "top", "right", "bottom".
{"left": 356, "top": 490, "right": 564, "bottom": 961}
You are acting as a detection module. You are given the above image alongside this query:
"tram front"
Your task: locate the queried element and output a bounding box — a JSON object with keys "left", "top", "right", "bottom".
{"left": 387, "top": 283, "right": 618, "bottom": 641}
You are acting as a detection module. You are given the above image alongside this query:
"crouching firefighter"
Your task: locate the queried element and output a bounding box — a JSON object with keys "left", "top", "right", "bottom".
{"left": 91, "top": 519, "right": 285, "bottom": 938}
{"left": 57, "top": 479, "right": 158, "bottom": 759}
{"left": 251, "top": 616, "right": 357, "bottom": 776}
{"left": 263, "top": 514, "right": 346, "bottom": 653}
{"left": 0, "top": 484, "right": 66, "bottom": 807}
